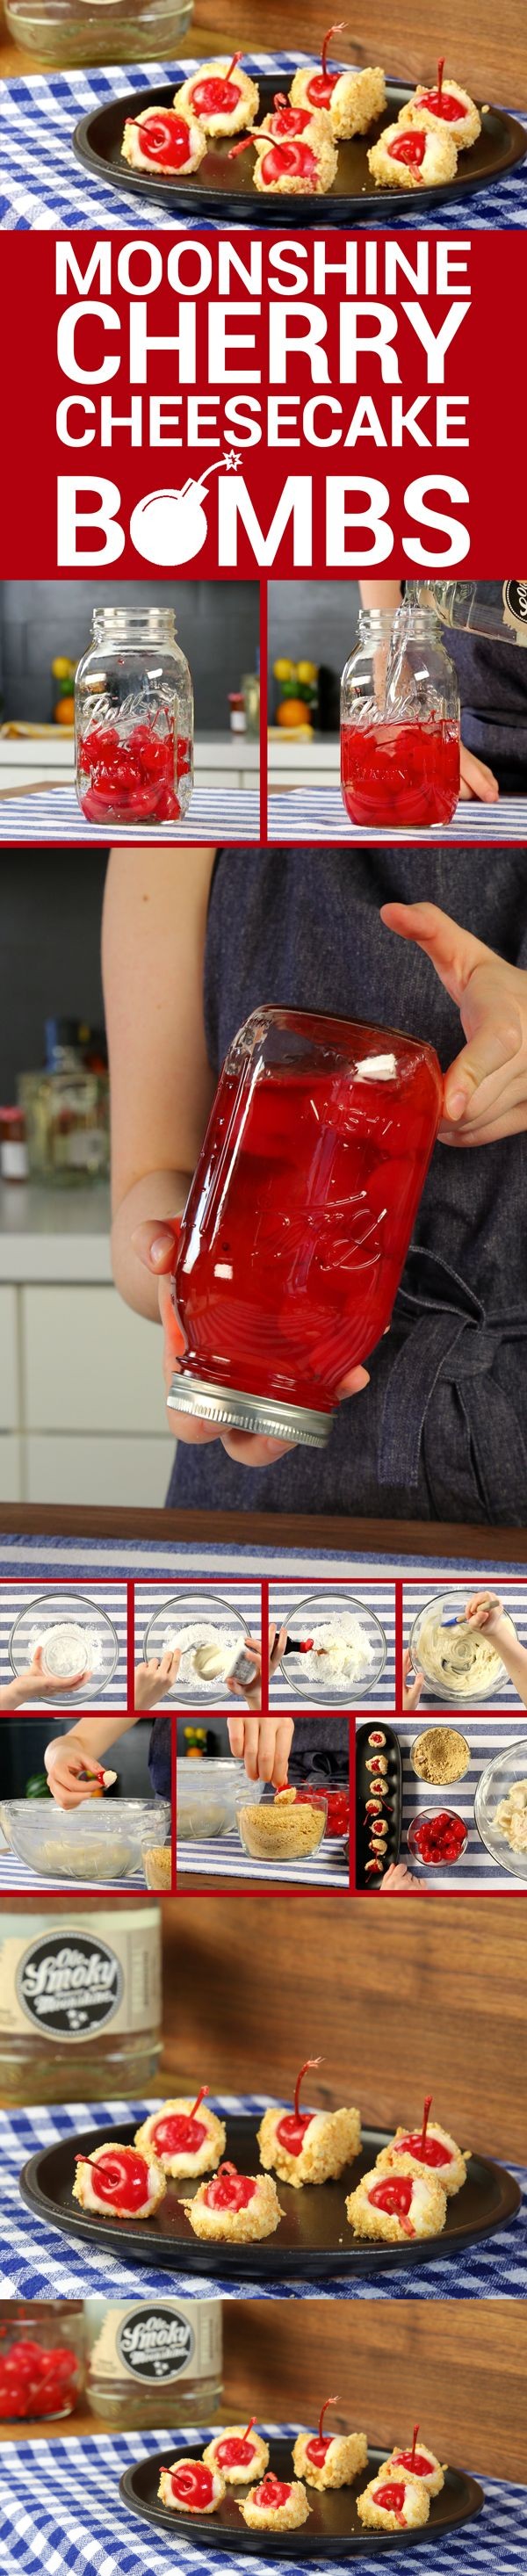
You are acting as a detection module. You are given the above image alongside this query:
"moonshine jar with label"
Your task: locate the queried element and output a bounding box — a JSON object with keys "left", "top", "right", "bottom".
{"left": 75, "top": 609, "right": 193, "bottom": 828}
{"left": 4, "top": 0, "right": 192, "bottom": 69}
{"left": 168, "top": 1006, "right": 443, "bottom": 1449}
{"left": 0, "top": 1900, "right": 162, "bottom": 2103}
{"left": 341, "top": 603, "right": 460, "bottom": 828}
{"left": 84, "top": 2299, "right": 223, "bottom": 2431}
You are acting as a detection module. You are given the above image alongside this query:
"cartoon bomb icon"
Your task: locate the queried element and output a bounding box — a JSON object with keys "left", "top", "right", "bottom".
{"left": 130, "top": 451, "right": 242, "bottom": 566}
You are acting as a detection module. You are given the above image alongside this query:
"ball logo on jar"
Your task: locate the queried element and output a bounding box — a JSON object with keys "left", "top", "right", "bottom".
{"left": 503, "top": 581, "right": 527, "bottom": 635}
{"left": 16, "top": 1932, "right": 123, "bottom": 2038}
{"left": 117, "top": 2306, "right": 196, "bottom": 2380}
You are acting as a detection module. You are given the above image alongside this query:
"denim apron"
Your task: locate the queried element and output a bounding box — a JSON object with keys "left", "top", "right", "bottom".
{"left": 148, "top": 1717, "right": 171, "bottom": 1797}
{"left": 167, "top": 848, "right": 527, "bottom": 1526}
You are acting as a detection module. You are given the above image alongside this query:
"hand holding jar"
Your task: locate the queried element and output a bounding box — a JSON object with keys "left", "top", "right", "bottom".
{"left": 381, "top": 902, "right": 527, "bottom": 1145}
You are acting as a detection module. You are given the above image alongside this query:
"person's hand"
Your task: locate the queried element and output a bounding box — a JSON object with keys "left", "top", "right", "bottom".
{"left": 226, "top": 1637, "right": 262, "bottom": 1710}
{"left": 134, "top": 1649, "right": 181, "bottom": 1709}
{"left": 132, "top": 1219, "right": 370, "bottom": 1468}
{"left": 269, "top": 1621, "right": 288, "bottom": 1677}
{"left": 0, "top": 1645, "right": 90, "bottom": 1709}
{"left": 402, "top": 1646, "right": 424, "bottom": 1712}
{"left": 44, "top": 1738, "right": 112, "bottom": 1809}
{"left": 458, "top": 745, "right": 499, "bottom": 804}
{"left": 464, "top": 1591, "right": 508, "bottom": 1639}
{"left": 381, "top": 900, "right": 527, "bottom": 1145}
{"left": 379, "top": 1860, "right": 424, "bottom": 1894}
{"left": 227, "top": 1714, "right": 295, "bottom": 1784}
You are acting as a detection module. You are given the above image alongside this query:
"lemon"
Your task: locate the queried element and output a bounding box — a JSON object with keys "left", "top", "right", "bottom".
{"left": 296, "top": 660, "right": 317, "bottom": 683}
{"left": 273, "top": 657, "right": 295, "bottom": 682}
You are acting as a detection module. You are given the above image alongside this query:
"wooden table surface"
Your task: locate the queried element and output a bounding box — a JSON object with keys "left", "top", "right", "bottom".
{"left": 0, "top": 1501, "right": 525, "bottom": 1562}
{"left": 0, "top": 0, "right": 525, "bottom": 103}
{"left": 0, "top": 2305, "right": 526, "bottom": 2478}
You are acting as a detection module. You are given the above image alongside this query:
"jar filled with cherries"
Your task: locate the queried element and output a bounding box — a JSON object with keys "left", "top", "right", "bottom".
{"left": 0, "top": 2305, "right": 84, "bottom": 2421}
{"left": 75, "top": 607, "right": 193, "bottom": 827}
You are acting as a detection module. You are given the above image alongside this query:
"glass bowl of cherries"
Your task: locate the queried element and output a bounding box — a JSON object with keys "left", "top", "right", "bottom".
{"left": 408, "top": 1808, "right": 468, "bottom": 1872}
{"left": 0, "top": 2307, "right": 83, "bottom": 2420}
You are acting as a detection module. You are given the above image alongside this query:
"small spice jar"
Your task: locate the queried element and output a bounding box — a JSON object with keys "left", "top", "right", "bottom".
{"left": 0, "top": 1106, "right": 28, "bottom": 1183}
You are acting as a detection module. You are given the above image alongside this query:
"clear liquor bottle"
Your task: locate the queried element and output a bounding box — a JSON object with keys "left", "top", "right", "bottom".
{"left": 408, "top": 581, "right": 527, "bottom": 644}
{"left": 0, "top": 1898, "right": 162, "bottom": 2103}
{"left": 84, "top": 2298, "right": 223, "bottom": 2431}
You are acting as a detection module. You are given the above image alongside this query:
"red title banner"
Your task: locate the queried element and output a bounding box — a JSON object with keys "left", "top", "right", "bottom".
{"left": 2, "top": 230, "right": 524, "bottom": 576}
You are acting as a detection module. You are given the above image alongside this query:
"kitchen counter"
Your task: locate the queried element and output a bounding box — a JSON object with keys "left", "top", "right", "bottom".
{"left": 0, "top": 1180, "right": 112, "bottom": 1281}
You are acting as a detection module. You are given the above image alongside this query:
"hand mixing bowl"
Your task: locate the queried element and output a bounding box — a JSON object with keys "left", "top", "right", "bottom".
{"left": 474, "top": 1736, "right": 527, "bottom": 1882}
{"left": 143, "top": 1588, "right": 250, "bottom": 1700}
{"left": 408, "top": 1591, "right": 515, "bottom": 1706}
{"left": 9, "top": 1586, "right": 119, "bottom": 1705}
{"left": 279, "top": 1587, "right": 386, "bottom": 1703}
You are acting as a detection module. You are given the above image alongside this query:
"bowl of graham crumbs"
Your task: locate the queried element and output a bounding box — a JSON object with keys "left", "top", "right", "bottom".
{"left": 410, "top": 1727, "right": 471, "bottom": 1786}
{"left": 235, "top": 1784, "right": 328, "bottom": 1864}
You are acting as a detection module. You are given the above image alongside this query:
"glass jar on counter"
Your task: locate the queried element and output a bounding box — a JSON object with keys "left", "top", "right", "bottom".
{"left": 0, "top": 2305, "right": 84, "bottom": 2421}
{"left": 0, "top": 1106, "right": 28, "bottom": 1184}
{"left": 0, "top": 1900, "right": 162, "bottom": 2103}
{"left": 18, "top": 1021, "right": 109, "bottom": 1187}
{"left": 168, "top": 1005, "right": 443, "bottom": 1448}
{"left": 75, "top": 608, "right": 193, "bottom": 828}
{"left": 4, "top": 0, "right": 192, "bottom": 70}
{"left": 340, "top": 604, "right": 460, "bottom": 828}
{"left": 84, "top": 2299, "right": 222, "bottom": 2431}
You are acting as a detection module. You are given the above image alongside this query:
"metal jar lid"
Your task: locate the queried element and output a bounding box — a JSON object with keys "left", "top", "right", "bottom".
{"left": 167, "top": 1374, "right": 333, "bottom": 1449}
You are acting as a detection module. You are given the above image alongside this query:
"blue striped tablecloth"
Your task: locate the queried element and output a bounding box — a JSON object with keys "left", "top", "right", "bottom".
{"left": 177, "top": 1819, "right": 349, "bottom": 1888}
{"left": 402, "top": 1583, "right": 527, "bottom": 1711}
{"left": 0, "top": 2428, "right": 523, "bottom": 2576}
{"left": 0, "top": 1582, "right": 127, "bottom": 1709}
{"left": 134, "top": 1581, "right": 262, "bottom": 1711}
{"left": 0, "top": 1536, "right": 525, "bottom": 1590}
{"left": 0, "top": 790, "right": 258, "bottom": 844}
{"left": 1, "top": 55, "right": 526, "bottom": 232}
{"left": 2, "top": 2098, "right": 524, "bottom": 2302}
{"left": 269, "top": 1581, "right": 395, "bottom": 1708}
{"left": 0, "top": 1844, "right": 148, "bottom": 1892}
{"left": 268, "top": 792, "right": 527, "bottom": 844}
{"left": 394, "top": 1716, "right": 527, "bottom": 1892}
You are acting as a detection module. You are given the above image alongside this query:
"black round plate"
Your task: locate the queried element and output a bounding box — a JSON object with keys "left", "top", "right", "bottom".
{"left": 356, "top": 1723, "right": 401, "bottom": 1890}
{"left": 19, "top": 2112, "right": 521, "bottom": 2282}
{"left": 72, "top": 73, "right": 527, "bottom": 226}
{"left": 119, "top": 2438, "right": 485, "bottom": 2555}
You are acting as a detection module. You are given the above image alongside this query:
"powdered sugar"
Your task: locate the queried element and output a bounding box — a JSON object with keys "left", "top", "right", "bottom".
{"left": 290, "top": 1617, "right": 375, "bottom": 1687}
{"left": 162, "top": 1619, "right": 240, "bottom": 1691}
{"left": 26, "top": 1620, "right": 105, "bottom": 1678}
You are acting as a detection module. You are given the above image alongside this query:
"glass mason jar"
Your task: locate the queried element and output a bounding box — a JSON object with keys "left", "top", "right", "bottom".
{"left": 84, "top": 2298, "right": 223, "bottom": 2431}
{"left": 168, "top": 1006, "right": 443, "bottom": 1448}
{"left": 341, "top": 604, "right": 460, "bottom": 828}
{"left": 0, "top": 2305, "right": 84, "bottom": 2421}
{"left": 75, "top": 608, "right": 193, "bottom": 829}
{"left": 4, "top": 0, "right": 192, "bottom": 70}
{"left": 0, "top": 1899, "right": 162, "bottom": 2103}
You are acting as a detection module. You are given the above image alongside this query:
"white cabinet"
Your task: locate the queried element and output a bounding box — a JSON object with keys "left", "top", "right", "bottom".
{"left": 0, "top": 1251, "right": 174, "bottom": 1505}
{"left": 22, "top": 1285, "right": 166, "bottom": 1433}
{"left": 26, "top": 1435, "right": 171, "bottom": 1508}
{"left": 0, "top": 1436, "right": 22, "bottom": 1501}
{"left": 0, "top": 1288, "right": 18, "bottom": 1427}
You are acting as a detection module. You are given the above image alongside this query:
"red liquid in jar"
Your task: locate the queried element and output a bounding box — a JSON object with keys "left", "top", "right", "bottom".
{"left": 341, "top": 718, "right": 460, "bottom": 827}
{"left": 170, "top": 2462, "right": 215, "bottom": 2507}
{"left": 87, "top": 2148, "right": 151, "bottom": 2212}
{"left": 412, "top": 1810, "right": 466, "bottom": 1866}
{"left": 78, "top": 721, "right": 187, "bottom": 826}
{"left": 253, "top": 2477, "right": 292, "bottom": 2510}
{"left": 150, "top": 2111, "right": 207, "bottom": 2157}
{"left": 204, "top": 2165, "right": 256, "bottom": 2212}
{"left": 172, "top": 1014, "right": 443, "bottom": 1418}
{"left": 133, "top": 112, "right": 195, "bottom": 166}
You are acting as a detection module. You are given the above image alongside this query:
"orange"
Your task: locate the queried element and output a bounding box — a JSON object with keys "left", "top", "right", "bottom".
{"left": 277, "top": 699, "right": 312, "bottom": 728}
{"left": 54, "top": 696, "right": 75, "bottom": 726}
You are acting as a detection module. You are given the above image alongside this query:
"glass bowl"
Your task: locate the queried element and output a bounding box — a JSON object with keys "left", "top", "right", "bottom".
{"left": 409, "top": 1727, "right": 470, "bottom": 1785}
{"left": 9, "top": 1587, "right": 119, "bottom": 1705}
{"left": 408, "top": 1591, "right": 514, "bottom": 1705}
{"left": 235, "top": 1787, "right": 328, "bottom": 1864}
{"left": 3, "top": 1798, "right": 170, "bottom": 1883}
{"left": 143, "top": 1589, "right": 250, "bottom": 1700}
{"left": 294, "top": 1779, "right": 350, "bottom": 1842}
{"left": 177, "top": 1758, "right": 264, "bottom": 1842}
{"left": 408, "top": 1807, "right": 468, "bottom": 1872}
{"left": 474, "top": 1736, "right": 527, "bottom": 1882}
{"left": 278, "top": 1587, "right": 386, "bottom": 1703}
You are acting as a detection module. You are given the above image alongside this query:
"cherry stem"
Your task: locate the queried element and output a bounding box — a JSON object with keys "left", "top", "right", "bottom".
{"left": 226, "top": 52, "right": 242, "bottom": 80}
{"left": 243, "top": 2417, "right": 257, "bottom": 2441}
{"left": 437, "top": 56, "right": 444, "bottom": 102}
{"left": 319, "top": 2396, "right": 339, "bottom": 2441}
{"left": 410, "top": 2424, "right": 419, "bottom": 2471}
{"left": 293, "top": 2055, "right": 322, "bottom": 2118}
{"left": 228, "top": 132, "right": 257, "bottom": 157}
{"left": 321, "top": 22, "right": 346, "bottom": 75}
{"left": 420, "top": 2096, "right": 433, "bottom": 2157}
{"left": 190, "top": 2084, "right": 209, "bottom": 2119}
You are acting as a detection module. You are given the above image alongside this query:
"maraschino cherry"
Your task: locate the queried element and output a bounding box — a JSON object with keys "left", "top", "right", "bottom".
{"left": 417, "top": 58, "right": 462, "bottom": 119}
{"left": 215, "top": 2418, "right": 258, "bottom": 2468}
{"left": 388, "top": 130, "right": 427, "bottom": 167}
{"left": 150, "top": 2087, "right": 210, "bottom": 2159}
{"left": 267, "top": 92, "right": 314, "bottom": 135}
{"left": 128, "top": 111, "right": 195, "bottom": 169}
{"left": 393, "top": 2423, "right": 434, "bottom": 2478}
{"left": 204, "top": 2162, "right": 256, "bottom": 2212}
{"left": 229, "top": 132, "right": 319, "bottom": 184}
{"left": 367, "top": 2175, "right": 415, "bottom": 2237}
{"left": 78, "top": 2147, "right": 151, "bottom": 2213}
{"left": 253, "top": 2474, "right": 292, "bottom": 2510}
{"left": 373, "top": 2480, "right": 407, "bottom": 2524}
{"left": 276, "top": 2056, "right": 321, "bottom": 2154}
{"left": 396, "top": 2096, "right": 451, "bottom": 2169}
{"left": 191, "top": 54, "right": 243, "bottom": 117}
{"left": 170, "top": 2461, "right": 215, "bottom": 2508}
{"left": 306, "top": 2395, "right": 340, "bottom": 2465}
{"left": 306, "top": 23, "right": 346, "bottom": 107}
